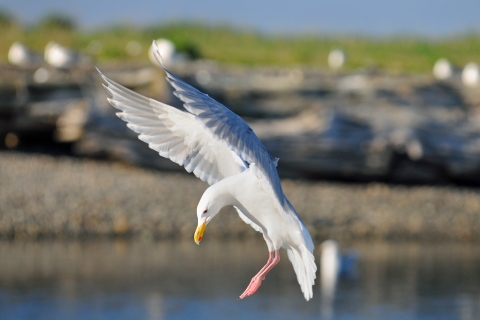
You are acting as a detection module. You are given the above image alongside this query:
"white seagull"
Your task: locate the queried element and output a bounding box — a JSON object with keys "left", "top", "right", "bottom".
{"left": 98, "top": 41, "right": 317, "bottom": 300}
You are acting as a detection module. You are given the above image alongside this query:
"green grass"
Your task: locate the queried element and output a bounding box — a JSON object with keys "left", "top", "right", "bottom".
{"left": 1, "top": 22, "right": 480, "bottom": 73}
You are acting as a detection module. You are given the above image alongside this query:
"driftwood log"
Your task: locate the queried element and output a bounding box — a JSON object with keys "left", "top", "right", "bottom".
{"left": 2, "top": 62, "right": 480, "bottom": 183}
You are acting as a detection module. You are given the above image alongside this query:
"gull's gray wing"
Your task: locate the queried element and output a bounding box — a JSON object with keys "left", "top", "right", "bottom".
{"left": 150, "top": 41, "right": 300, "bottom": 225}
{"left": 99, "top": 70, "right": 266, "bottom": 232}
{"left": 99, "top": 70, "right": 246, "bottom": 185}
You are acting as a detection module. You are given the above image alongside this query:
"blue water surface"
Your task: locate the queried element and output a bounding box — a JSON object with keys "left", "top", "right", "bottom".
{"left": 1, "top": 241, "right": 479, "bottom": 320}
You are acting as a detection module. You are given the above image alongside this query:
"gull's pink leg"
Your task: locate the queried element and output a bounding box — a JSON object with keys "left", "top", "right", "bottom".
{"left": 239, "top": 250, "right": 280, "bottom": 299}
{"left": 239, "top": 251, "right": 274, "bottom": 296}
{"left": 255, "top": 251, "right": 275, "bottom": 276}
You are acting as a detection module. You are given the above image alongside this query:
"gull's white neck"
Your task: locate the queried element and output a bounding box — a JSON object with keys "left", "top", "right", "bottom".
{"left": 200, "top": 174, "right": 240, "bottom": 215}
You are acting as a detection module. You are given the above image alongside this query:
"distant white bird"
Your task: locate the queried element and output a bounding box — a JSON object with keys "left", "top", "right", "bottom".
{"left": 462, "top": 62, "right": 479, "bottom": 87}
{"left": 320, "top": 240, "right": 341, "bottom": 320}
{"left": 8, "top": 42, "right": 43, "bottom": 67}
{"left": 321, "top": 239, "right": 358, "bottom": 298}
{"left": 98, "top": 40, "right": 317, "bottom": 301}
{"left": 148, "top": 38, "right": 176, "bottom": 66}
{"left": 328, "top": 49, "right": 346, "bottom": 70}
{"left": 433, "top": 58, "right": 453, "bottom": 80}
{"left": 45, "top": 41, "right": 85, "bottom": 69}
{"left": 321, "top": 240, "right": 341, "bottom": 299}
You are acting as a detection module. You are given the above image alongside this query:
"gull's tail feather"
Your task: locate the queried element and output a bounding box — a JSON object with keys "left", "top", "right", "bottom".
{"left": 287, "top": 246, "right": 317, "bottom": 301}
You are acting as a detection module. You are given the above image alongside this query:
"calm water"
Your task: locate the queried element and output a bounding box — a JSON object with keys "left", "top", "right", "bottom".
{"left": 0, "top": 240, "right": 479, "bottom": 320}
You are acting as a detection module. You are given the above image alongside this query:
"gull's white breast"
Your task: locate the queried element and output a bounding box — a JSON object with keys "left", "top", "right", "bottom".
{"left": 227, "top": 168, "right": 305, "bottom": 250}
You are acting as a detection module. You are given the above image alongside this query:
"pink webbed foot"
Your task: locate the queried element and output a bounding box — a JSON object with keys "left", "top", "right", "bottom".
{"left": 238, "top": 250, "right": 280, "bottom": 300}
{"left": 239, "top": 276, "right": 264, "bottom": 299}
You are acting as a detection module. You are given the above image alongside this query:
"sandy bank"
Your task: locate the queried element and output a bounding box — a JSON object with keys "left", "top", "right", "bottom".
{"left": 1, "top": 152, "right": 479, "bottom": 241}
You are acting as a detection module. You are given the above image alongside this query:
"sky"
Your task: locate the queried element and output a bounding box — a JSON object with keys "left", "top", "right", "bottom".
{"left": 2, "top": 0, "right": 480, "bottom": 37}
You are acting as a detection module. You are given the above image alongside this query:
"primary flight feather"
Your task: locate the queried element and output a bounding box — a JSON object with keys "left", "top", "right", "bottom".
{"left": 98, "top": 40, "right": 317, "bottom": 300}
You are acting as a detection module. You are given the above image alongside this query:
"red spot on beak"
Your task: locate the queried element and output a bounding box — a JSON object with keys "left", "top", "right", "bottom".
{"left": 199, "top": 236, "right": 203, "bottom": 241}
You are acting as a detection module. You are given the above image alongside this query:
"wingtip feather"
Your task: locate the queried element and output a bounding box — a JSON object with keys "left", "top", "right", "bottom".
{"left": 95, "top": 66, "right": 104, "bottom": 76}
{"left": 96, "top": 67, "right": 111, "bottom": 85}
{"left": 151, "top": 40, "right": 167, "bottom": 69}
{"left": 103, "top": 84, "right": 114, "bottom": 97}
{"left": 107, "top": 98, "right": 118, "bottom": 109}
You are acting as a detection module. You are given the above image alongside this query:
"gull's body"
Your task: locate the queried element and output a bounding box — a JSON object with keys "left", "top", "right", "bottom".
{"left": 217, "top": 167, "right": 307, "bottom": 251}
{"left": 99, "top": 41, "right": 317, "bottom": 300}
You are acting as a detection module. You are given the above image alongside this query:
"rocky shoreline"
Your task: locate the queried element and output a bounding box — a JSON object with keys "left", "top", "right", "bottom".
{"left": 1, "top": 151, "right": 479, "bottom": 242}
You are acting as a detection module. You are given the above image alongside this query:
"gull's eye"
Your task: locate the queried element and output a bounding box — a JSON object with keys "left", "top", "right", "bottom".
{"left": 203, "top": 209, "right": 208, "bottom": 214}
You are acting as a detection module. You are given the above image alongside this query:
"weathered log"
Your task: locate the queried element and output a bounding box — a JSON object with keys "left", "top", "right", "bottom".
{"left": 3, "top": 62, "right": 480, "bottom": 183}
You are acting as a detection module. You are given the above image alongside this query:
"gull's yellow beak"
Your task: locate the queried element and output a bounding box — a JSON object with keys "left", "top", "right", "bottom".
{"left": 194, "top": 221, "right": 207, "bottom": 245}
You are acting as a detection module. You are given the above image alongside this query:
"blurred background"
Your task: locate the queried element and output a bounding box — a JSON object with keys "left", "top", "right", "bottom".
{"left": 1, "top": 1, "right": 480, "bottom": 319}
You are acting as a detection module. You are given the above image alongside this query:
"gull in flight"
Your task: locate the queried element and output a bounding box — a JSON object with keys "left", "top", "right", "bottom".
{"left": 98, "top": 41, "right": 317, "bottom": 300}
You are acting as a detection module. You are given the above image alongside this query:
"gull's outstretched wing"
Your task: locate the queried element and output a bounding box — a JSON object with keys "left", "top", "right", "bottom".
{"left": 100, "top": 70, "right": 266, "bottom": 233}
{"left": 99, "top": 70, "right": 245, "bottom": 185}
{"left": 150, "top": 41, "right": 301, "bottom": 225}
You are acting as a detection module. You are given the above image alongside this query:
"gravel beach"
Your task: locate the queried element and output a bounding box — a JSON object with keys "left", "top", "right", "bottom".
{"left": 1, "top": 151, "right": 479, "bottom": 241}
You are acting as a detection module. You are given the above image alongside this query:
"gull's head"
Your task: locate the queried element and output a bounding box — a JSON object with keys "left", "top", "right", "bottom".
{"left": 194, "top": 188, "right": 222, "bottom": 245}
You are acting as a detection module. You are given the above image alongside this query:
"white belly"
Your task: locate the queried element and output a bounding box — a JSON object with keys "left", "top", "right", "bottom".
{"left": 230, "top": 169, "right": 303, "bottom": 250}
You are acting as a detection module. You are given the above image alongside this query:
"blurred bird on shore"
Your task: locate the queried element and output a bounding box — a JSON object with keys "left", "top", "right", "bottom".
{"left": 44, "top": 41, "right": 90, "bottom": 69}
{"left": 8, "top": 42, "right": 43, "bottom": 67}
{"left": 321, "top": 240, "right": 358, "bottom": 297}
{"left": 328, "top": 48, "right": 346, "bottom": 70}
{"left": 462, "top": 62, "right": 480, "bottom": 87}
{"left": 320, "top": 240, "right": 359, "bottom": 319}
{"left": 433, "top": 58, "right": 454, "bottom": 80}
{"left": 148, "top": 38, "right": 186, "bottom": 67}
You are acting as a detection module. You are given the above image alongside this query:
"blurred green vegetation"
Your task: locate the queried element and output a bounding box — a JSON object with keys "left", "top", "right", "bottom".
{"left": 0, "top": 9, "right": 17, "bottom": 29}
{"left": 36, "top": 13, "right": 77, "bottom": 31}
{"left": 0, "top": 11, "right": 480, "bottom": 73}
